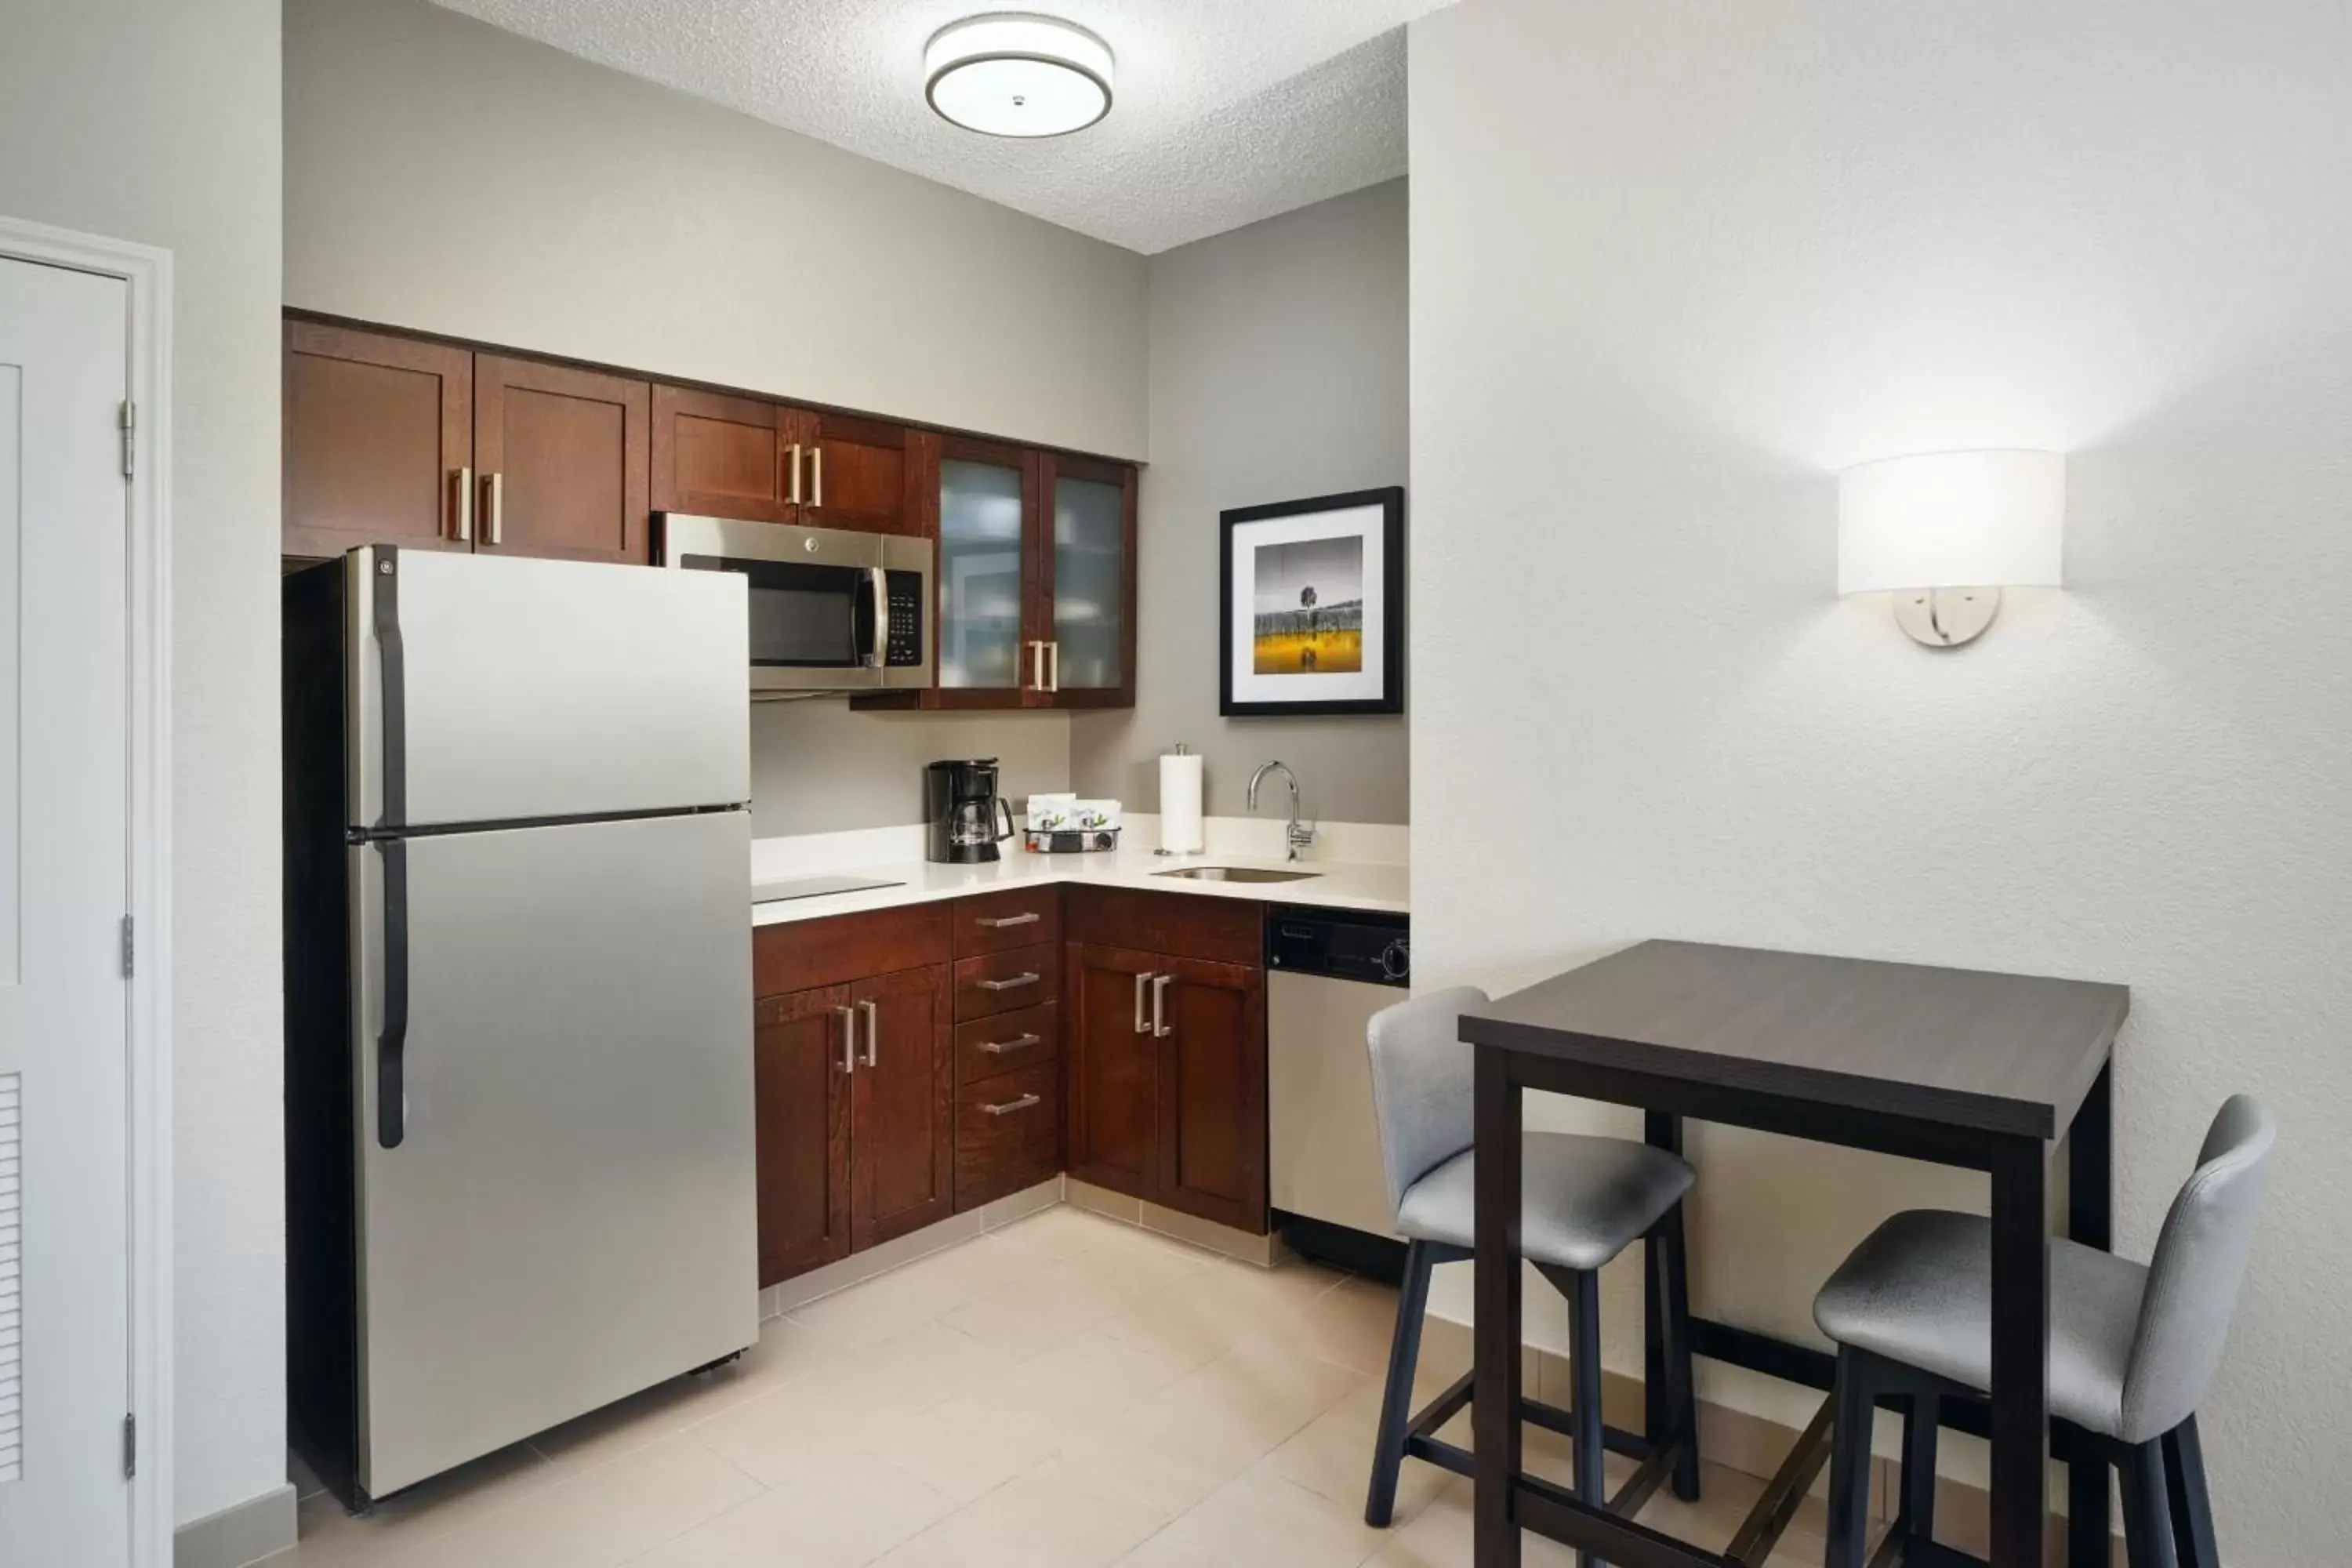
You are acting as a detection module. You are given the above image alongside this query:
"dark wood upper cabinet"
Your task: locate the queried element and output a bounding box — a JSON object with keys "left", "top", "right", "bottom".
{"left": 474, "top": 355, "right": 651, "bottom": 564}
{"left": 1065, "top": 942, "right": 1163, "bottom": 1202}
{"left": 284, "top": 312, "right": 1138, "bottom": 702}
{"left": 793, "top": 409, "right": 919, "bottom": 537}
{"left": 922, "top": 434, "right": 1039, "bottom": 710}
{"left": 754, "top": 985, "right": 855, "bottom": 1287}
{"left": 651, "top": 384, "right": 793, "bottom": 524}
{"left": 1033, "top": 452, "right": 1138, "bottom": 709}
{"left": 857, "top": 437, "right": 1139, "bottom": 713}
{"left": 848, "top": 963, "right": 956, "bottom": 1250}
{"left": 282, "top": 322, "right": 474, "bottom": 560}
{"left": 1151, "top": 956, "right": 1267, "bottom": 1232}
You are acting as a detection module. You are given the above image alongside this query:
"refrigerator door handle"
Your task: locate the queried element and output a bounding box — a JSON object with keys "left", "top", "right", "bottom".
{"left": 371, "top": 547, "right": 407, "bottom": 829}
{"left": 377, "top": 839, "right": 410, "bottom": 1149}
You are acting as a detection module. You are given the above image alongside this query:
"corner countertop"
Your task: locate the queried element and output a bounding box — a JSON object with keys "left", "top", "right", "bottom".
{"left": 749, "top": 815, "right": 1409, "bottom": 927}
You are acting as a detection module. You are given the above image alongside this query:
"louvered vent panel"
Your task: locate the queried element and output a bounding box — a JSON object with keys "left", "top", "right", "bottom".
{"left": 0, "top": 1071, "right": 20, "bottom": 1483}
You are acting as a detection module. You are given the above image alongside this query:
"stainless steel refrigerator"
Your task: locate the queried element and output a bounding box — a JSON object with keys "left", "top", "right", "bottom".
{"left": 283, "top": 546, "right": 757, "bottom": 1507}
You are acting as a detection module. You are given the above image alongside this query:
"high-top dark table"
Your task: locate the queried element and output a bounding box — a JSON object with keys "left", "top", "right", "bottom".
{"left": 1459, "top": 940, "right": 2129, "bottom": 1568}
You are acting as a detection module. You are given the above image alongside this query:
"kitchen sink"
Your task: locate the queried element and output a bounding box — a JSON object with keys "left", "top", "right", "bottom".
{"left": 1152, "top": 865, "right": 1320, "bottom": 884}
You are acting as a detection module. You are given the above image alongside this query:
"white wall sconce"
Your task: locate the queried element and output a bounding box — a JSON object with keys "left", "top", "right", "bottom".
{"left": 1838, "top": 449, "right": 2065, "bottom": 647}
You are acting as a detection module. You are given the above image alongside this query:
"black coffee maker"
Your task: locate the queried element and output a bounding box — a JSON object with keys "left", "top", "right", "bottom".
{"left": 925, "top": 758, "right": 1016, "bottom": 864}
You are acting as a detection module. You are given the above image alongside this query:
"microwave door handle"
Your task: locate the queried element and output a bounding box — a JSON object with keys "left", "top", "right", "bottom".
{"left": 867, "top": 566, "right": 889, "bottom": 670}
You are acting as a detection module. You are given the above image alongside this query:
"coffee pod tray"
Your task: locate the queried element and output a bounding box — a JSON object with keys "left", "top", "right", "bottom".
{"left": 1025, "top": 826, "right": 1121, "bottom": 855}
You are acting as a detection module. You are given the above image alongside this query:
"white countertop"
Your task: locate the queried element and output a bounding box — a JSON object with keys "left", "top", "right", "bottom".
{"left": 749, "top": 815, "right": 1408, "bottom": 927}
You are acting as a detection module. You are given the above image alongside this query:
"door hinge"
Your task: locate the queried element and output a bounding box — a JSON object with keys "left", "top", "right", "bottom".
{"left": 119, "top": 400, "right": 136, "bottom": 479}
{"left": 120, "top": 914, "right": 135, "bottom": 978}
{"left": 123, "top": 1413, "right": 136, "bottom": 1479}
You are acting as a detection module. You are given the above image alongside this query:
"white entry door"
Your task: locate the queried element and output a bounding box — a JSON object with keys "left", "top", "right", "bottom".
{"left": 0, "top": 256, "right": 134, "bottom": 1563}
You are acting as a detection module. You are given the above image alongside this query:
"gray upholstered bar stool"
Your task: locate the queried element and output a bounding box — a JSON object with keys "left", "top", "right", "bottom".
{"left": 1363, "top": 986, "right": 1704, "bottom": 1555}
{"left": 1813, "top": 1095, "right": 2274, "bottom": 1568}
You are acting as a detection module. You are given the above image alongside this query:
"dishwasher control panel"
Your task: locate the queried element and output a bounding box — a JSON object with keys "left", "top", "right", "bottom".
{"left": 1265, "top": 906, "right": 1410, "bottom": 988}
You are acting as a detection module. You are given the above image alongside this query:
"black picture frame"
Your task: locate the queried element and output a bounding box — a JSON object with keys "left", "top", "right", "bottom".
{"left": 1219, "top": 486, "right": 1404, "bottom": 717}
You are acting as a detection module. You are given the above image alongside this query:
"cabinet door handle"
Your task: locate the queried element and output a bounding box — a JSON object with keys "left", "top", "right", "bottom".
{"left": 978, "top": 1032, "right": 1041, "bottom": 1056}
{"left": 1029, "top": 640, "right": 1046, "bottom": 692}
{"left": 833, "top": 1005, "right": 857, "bottom": 1073}
{"left": 858, "top": 999, "right": 879, "bottom": 1066}
{"left": 786, "top": 442, "right": 803, "bottom": 506}
{"left": 811, "top": 445, "right": 825, "bottom": 509}
{"left": 1152, "top": 973, "right": 1173, "bottom": 1038}
{"left": 977, "top": 971, "right": 1040, "bottom": 993}
{"left": 483, "top": 470, "right": 503, "bottom": 546}
{"left": 980, "top": 1093, "right": 1041, "bottom": 1117}
{"left": 975, "top": 911, "right": 1041, "bottom": 929}
{"left": 1133, "top": 971, "right": 1152, "bottom": 1034}
{"left": 1047, "top": 641, "right": 1060, "bottom": 693}
{"left": 452, "top": 466, "right": 474, "bottom": 543}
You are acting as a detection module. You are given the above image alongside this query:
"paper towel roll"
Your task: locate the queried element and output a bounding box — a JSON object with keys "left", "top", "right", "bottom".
{"left": 1159, "top": 750, "right": 1204, "bottom": 855}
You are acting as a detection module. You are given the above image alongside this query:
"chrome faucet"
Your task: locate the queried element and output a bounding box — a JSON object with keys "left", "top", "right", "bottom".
{"left": 1247, "top": 760, "right": 1316, "bottom": 862}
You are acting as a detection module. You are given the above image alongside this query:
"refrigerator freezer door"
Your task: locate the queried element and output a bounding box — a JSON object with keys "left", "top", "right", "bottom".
{"left": 350, "top": 546, "right": 750, "bottom": 829}
{"left": 350, "top": 809, "right": 756, "bottom": 1497}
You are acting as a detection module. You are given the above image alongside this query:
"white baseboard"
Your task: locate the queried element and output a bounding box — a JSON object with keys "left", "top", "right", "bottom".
{"left": 172, "top": 1483, "right": 296, "bottom": 1568}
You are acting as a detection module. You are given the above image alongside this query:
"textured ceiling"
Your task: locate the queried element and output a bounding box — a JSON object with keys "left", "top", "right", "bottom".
{"left": 428, "top": 0, "right": 1453, "bottom": 253}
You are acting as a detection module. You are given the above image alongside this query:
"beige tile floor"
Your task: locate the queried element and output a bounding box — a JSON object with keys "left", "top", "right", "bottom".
{"left": 274, "top": 1205, "right": 1829, "bottom": 1568}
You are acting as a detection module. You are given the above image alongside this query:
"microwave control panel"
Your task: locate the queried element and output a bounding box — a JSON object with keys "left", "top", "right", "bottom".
{"left": 884, "top": 570, "right": 926, "bottom": 668}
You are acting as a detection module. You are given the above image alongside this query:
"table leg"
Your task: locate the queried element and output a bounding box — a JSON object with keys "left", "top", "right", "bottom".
{"left": 1643, "top": 1114, "right": 1673, "bottom": 1461}
{"left": 1475, "top": 1044, "right": 1523, "bottom": 1568}
{"left": 1990, "top": 1135, "right": 2050, "bottom": 1568}
{"left": 1645, "top": 1112, "right": 1698, "bottom": 1500}
{"left": 2067, "top": 1063, "right": 2114, "bottom": 1566}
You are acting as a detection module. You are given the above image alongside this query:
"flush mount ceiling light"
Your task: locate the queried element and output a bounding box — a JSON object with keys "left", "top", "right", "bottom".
{"left": 924, "top": 13, "right": 1115, "bottom": 138}
{"left": 1838, "top": 449, "right": 2066, "bottom": 648}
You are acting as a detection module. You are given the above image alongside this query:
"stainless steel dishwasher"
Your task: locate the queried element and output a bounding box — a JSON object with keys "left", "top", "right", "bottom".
{"left": 1267, "top": 906, "right": 1411, "bottom": 1258}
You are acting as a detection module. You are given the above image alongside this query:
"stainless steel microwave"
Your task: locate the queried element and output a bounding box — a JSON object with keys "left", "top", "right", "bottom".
{"left": 655, "top": 514, "right": 932, "bottom": 697}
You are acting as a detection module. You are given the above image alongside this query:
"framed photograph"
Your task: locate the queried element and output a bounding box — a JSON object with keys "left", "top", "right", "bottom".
{"left": 1220, "top": 487, "right": 1403, "bottom": 717}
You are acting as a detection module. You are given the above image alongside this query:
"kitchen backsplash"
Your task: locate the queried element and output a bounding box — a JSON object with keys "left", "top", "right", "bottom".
{"left": 748, "top": 701, "right": 1073, "bottom": 837}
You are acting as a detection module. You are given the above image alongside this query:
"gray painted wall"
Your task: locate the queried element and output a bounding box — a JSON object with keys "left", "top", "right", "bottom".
{"left": 1410, "top": 0, "right": 2352, "bottom": 1550}
{"left": 750, "top": 704, "right": 1070, "bottom": 837}
{"left": 1071, "top": 180, "right": 1410, "bottom": 824}
{"left": 2, "top": 0, "right": 285, "bottom": 1528}
{"left": 285, "top": 0, "right": 1148, "bottom": 461}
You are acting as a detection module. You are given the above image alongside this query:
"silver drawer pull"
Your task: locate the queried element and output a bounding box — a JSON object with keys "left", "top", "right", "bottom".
{"left": 980, "top": 1093, "right": 1041, "bottom": 1117}
{"left": 977, "top": 971, "right": 1041, "bottom": 993}
{"left": 978, "top": 1033, "right": 1042, "bottom": 1055}
{"left": 976, "top": 911, "right": 1042, "bottom": 929}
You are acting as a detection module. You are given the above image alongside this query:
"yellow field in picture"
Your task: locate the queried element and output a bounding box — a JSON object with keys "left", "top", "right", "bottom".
{"left": 1254, "top": 630, "right": 1363, "bottom": 674}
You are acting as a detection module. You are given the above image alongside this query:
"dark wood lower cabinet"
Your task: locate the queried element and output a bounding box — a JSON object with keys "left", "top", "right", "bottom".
{"left": 1065, "top": 935, "right": 1266, "bottom": 1232}
{"left": 956, "top": 1058, "right": 1062, "bottom": 1212}
{"left": 756, "top": 892, "right": 1264, "bottom": 1287}
{"left": 754, "top": 985, "right": 854, "bottom": 1287}
{"left": 848, "top": 964, "right": 956, "bottom": 1250}
{"left": 1066, "top": 943, "right": 1163, "bottom": 1202}
{"left": 1152, "top": 956, "right": 1268, "bottom": 1232}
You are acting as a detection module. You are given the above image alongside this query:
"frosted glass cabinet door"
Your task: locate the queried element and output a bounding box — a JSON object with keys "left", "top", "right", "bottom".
{"left": 1045, "top": 456, "right": 1134, "bottom": 704}
{"left": 937, "top": 445, "right": 1030, "bottom": 695}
